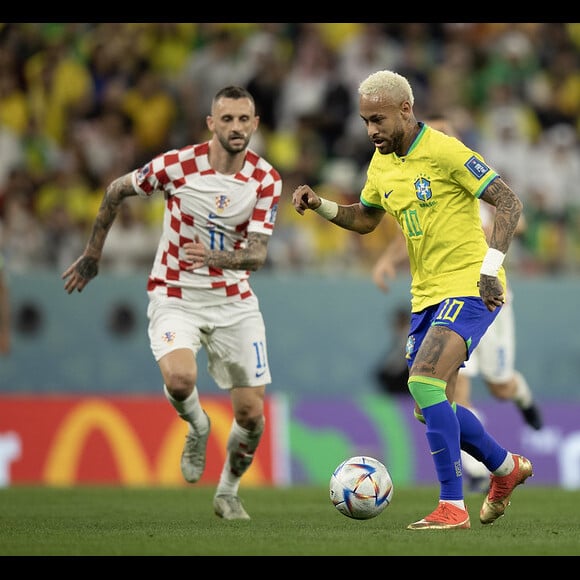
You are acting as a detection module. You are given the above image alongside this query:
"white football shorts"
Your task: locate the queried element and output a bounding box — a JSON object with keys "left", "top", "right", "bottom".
{"left": 462, "top": 298, "right": 515, "bottom": 383}
{"left": 147, "top": 292, "right": 271, "bottom": 390}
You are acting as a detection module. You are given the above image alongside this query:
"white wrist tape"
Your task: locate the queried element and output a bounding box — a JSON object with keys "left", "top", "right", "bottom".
{"left": 480, "top": 248, "right": 505, "bottom": 277}
{"left": 314, "top": 198, "right": 338, "bottom": 220}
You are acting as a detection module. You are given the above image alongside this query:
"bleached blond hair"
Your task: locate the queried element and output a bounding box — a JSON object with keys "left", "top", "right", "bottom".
{"left": 358, "top": 70, "right": 414, "bottom": 106}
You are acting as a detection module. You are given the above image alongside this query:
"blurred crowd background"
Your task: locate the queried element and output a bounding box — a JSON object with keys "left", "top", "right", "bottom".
{"left": 1, "top": 22, "right": 579, "bottom": 278}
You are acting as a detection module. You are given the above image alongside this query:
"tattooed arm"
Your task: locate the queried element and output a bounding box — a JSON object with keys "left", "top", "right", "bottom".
{"left": 62, "top": 173, "right": 137, "bottom": 294}
{"left": 292, "top": 184, "right": 385, "bottom": 234}
{"left": 183, "top": 231, "right": 270, "bottom": 272}
{"left": 479, "top": 177, "right": 523, "bottom": 311}
{"left": 480, "top": 177, "right": 523, "bottom": 254}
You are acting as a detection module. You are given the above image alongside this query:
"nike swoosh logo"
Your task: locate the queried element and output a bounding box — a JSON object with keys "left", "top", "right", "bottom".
{"left": 384, "top": 190, "right": 394, "bottom": 199}
{"left": 431, "top": 448, "right": 446, "bottom": 455}
{"left": 255, "top": 369, "right": 267, "bottom": 378}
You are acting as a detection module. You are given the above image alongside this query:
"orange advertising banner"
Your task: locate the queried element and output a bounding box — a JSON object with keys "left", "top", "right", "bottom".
{"left": 0, "top": 395, "right": 278, "bottom": 487}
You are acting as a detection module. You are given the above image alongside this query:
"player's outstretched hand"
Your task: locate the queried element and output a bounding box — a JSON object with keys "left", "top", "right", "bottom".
{"left": 62, "top": 256, "right": 99, "bottom": 294}
{"left": 292, "top": 185, "right": 320, "bottom": 215}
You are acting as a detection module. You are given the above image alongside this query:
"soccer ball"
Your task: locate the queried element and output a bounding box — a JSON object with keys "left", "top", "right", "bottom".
{"left": 329, "top": 456, "right": 393, "bottom": 520}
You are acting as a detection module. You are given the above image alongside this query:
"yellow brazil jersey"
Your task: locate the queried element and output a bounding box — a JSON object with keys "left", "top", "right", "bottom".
{"left": 361, "top": 123, "right": 506, "bottom": 312}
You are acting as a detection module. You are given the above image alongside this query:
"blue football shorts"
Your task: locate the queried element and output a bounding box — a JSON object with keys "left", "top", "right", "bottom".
{"left": 405, "top": 296, "right": 502, "bottom": 370}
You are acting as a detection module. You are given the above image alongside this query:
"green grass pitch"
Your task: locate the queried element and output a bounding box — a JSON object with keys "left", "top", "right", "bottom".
{"left": 1, "top": 485, "right": 579, "bottom": 556}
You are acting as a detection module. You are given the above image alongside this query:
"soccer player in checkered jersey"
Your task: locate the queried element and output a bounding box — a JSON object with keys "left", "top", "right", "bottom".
{"left": 63, "top": 86, "right": 282, "bottom": 520}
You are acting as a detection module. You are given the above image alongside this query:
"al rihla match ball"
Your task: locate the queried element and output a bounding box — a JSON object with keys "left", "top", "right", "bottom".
{"left": 329, "top": 455, "right": 393, "bottom": 520}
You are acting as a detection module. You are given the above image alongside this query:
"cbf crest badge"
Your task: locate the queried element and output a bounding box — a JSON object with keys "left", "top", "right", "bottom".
{"left": 414, "top": 175, "right": 432, "bottom": 202}
{"left": 215, "top": 194, "right": 230, "bottom": 212}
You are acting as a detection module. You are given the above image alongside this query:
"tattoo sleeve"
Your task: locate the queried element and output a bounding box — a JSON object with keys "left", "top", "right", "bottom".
{"left": 85, "top": 174, "right": 137, "bottom": 257}
{"left": 206, "top": 232, "right": 270, "bottom": 271}
{"left": 480, "top": 178, "right": 523, "bottom": 253}
{"left": 333, "top": 203, "right": 384, "bottom": 234}
{"left": 76, "top": 257, "right": 99, "bottom": 280}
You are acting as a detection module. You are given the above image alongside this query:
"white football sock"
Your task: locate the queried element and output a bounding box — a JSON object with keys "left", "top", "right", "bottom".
{"left": 216, "top": 418, "right": 264, "bottom": 496}
{"left": 492, "top": 452, "right": 516, "bottom": 476}
{"left": 461, "top": 449, "right": 489, "bottom": 478}
{"left": 511, "top": 371, "right": 534, "bottom": 409}
{"left": 163, "top": 384, "right": 208, "bottom": 431}
{"left": 442, "top": 499, "right": 466, "bottom": 510}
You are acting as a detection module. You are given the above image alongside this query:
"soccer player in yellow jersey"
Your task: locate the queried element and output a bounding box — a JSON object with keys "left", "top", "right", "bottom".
{"left": 292, "top": 70, "right": 533, "bottom": 530}
{"left": 372, "top": 117, "right": 543, "bottom": 494}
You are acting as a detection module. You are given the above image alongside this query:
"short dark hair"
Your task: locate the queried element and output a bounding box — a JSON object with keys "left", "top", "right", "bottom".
{"left": 214, "top": 85, "right": 254, "bottom": 104}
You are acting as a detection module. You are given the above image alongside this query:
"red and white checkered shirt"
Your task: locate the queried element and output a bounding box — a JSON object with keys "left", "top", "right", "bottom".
{"left": 131, "top": 141, "right": 282, "bottom": 302}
